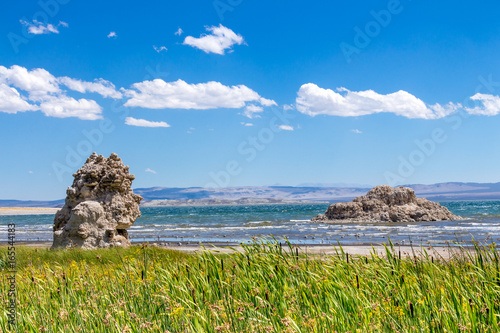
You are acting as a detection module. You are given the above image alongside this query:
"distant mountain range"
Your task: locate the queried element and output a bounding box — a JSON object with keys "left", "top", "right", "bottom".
{"left": 2, "top": 182, "right": 500, "bottom": 207}
{"left": 0, "top": 199, "right": 65, "bottom": 208}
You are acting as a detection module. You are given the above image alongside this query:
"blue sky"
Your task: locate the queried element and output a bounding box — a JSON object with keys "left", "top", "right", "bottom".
{"left": 1, "top": 0, "right": 500, "bottom": 200}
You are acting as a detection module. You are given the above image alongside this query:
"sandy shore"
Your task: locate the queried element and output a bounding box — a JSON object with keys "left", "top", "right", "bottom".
{"left": 165, "top": 244, "right": 468, "bottom": 259}
{"left": 0, "top": 207, "right": 59, "bottom": 216}
{"left": 0, "top": 240, "right": 475, "bottom": 259}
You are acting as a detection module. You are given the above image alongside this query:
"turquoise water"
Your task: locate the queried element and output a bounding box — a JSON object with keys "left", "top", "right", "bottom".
{"left": 2, "top": 201, "right": 500, "bottom": 246}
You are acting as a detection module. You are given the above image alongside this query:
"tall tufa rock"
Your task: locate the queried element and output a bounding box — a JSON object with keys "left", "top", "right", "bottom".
{"left": 313, "top": 185, "right": 460, "bottom": 222}
{"left": 52, "top": 152, "right": 143, "bottom": 249}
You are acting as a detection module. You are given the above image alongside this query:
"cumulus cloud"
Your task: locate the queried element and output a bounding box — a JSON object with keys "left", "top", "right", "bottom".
{"left": 107, "top": 31, "right": 117, "bottom": 38}
{"left": 123, "top": 79, "right": 275, "bottom": 111}
{"left": 0, "top": 65, "right": 120, "bottom": 120}
{"left": 0, "top": 84, "right": 37, "bottom": 114}
{"left": 175, "top": 28, "right": 183, "bottom": 36}
{"left": 260, "top": 98, "right": 278, "bottom": 107}
{"left": 240, "top": 122, "right": 253, "bottom": 126}
{"left": 145, "top": 168, "right": 157, "bottom": 174}
{"left": 242, "top": 104, "right": 263, "bottom": 118}
{"left": 183, "top": 25, "right": 244, "bottom": 55}
{"left": 296, "top": 83, "right": 460, "bottom": 119}
{"left": 278, "top": 125, "right": 294, "bottom": 131}
{"left": 20, "top": 20, "right": 68, "bottom": 35}
{"left": 0, "top": 67, "right": 277, "bottom": 119}
{"left": 351, "top": 129, "right": 362, "bottom": 134}
{"left": 428, "top": 102, "right": 460, "bottom": 118}
{"left": 8, "top": 64, "right": 500, "bottom": 124}
{"left": 58, "top": 77, "right": 122, "bottom": 99}
{"left": 153, "top": 45, "right": 168, "bottom": 53}
{"left": 463, "top": 93, "right": 500, "bottom": 116}
{"left": 0, "top": 65, "right": 60, "bottom": 100}
{"left": 125, "top": 117, "right": 170, "bottom": 128}
{"left": 39, "top": 95, "right": 102, "bottom": 120}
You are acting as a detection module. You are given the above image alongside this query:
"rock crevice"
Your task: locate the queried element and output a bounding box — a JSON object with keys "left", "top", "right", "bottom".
{"left": 313, "top": 185, "right": 460, "bottom": 222}
{"left": 52, "top": 152, "right": 143, "bottom": 249}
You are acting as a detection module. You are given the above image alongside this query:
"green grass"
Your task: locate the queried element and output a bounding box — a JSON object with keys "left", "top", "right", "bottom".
{"left": 1, "top": 240, "right": 500, "bottom": 332}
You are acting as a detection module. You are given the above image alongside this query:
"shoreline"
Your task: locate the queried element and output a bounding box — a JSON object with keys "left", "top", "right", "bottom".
{"left": 0, "top": 240, "right": 484, "bottom": 259}
{"left": 0, "top": 207, "right": 59, "bottom": 216}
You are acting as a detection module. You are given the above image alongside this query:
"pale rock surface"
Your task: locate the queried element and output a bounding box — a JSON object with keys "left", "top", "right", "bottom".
{"left": 313, "top": 185, "right": 460, "bottom": 222}
{"left": 52, "top": 152, "right": 143, "bottom": 249}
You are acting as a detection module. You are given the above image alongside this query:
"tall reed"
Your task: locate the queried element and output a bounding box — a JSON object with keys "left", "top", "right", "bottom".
{"left": 1, "top": 239, "right": 499, "bottom": 332}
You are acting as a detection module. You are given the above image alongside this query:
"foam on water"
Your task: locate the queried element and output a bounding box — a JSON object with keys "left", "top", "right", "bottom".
{"left": 2, "top": 201, "right": 500, "bottom": 245}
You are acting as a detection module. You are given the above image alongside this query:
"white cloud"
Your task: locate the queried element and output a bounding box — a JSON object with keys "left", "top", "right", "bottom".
{"left": 58, "top": 77, "right": 122, "bottom": 99}
{"left": 124, "top": 79, "right": 275, "bottom": 110}
{"left": 0, "top": 84, "right": 37, "bottom": 114}
{"left": 0, "top": 65, "right": 277, "bottom": 121}
{"left": 278, "top": 125, "right": 294, "bottom": 131}
{"left": 153, "top": 45, "right": 168, "bottom": 53}
{"left": 28, "top": 171, "right": 34, "bottom": 174}
{"left": 463, "top": 93, "right": 500, "bottom": 116}
{"left": 351, "top": 129, "right": 362, "bottom": 134}
{"left": 240, "top": 122, "right": 253, "bottom": 126}
{"left": 243, "top": 104, "right": 263, "bottom": 118}
{"left": 145, "top": 168, "right": 157, "bottom": 174}
{"left": 0, "top": 65, "right": 59, "bottom": 100}
{"left": 428, "top": 102, "right": 460, "bottom": 118}
{"left": 260, "top": 98, "right": 277, "bottom": 107}
{"left": 20, "top": 20, "right": 67, "bottom": 35}
{"left": 296, "top": 83, "right": 459, "bottom": 119}
{"left": 175, "top": 28, "right": 183, "bottom": 36}
{"left": 183, "top": 25, "right": 244, "bottom": 55}
{"left": 125, "top": 117, "right": 170, "bottom": 128}
{"left": 0, "top": 65, "right": 107, "bottom": 120}
{"left": 107, "top": 31, "right": 117, "bottom": 38}
{"left": 39, "top": 95, "right": 102, "bottom": 120}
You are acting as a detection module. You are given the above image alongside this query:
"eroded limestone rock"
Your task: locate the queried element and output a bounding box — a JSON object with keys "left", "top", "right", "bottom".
{"left": 52, "top": 152, "right": 143, "bottom": 249}
{"left": 313, "top": 185, "right": 460, "bottom": 222}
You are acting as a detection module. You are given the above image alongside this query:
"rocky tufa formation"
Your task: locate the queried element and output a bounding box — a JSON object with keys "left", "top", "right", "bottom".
{"left": 52, "top": 152, "right": 143, "bottom": 249}
{"left": 313, "top": 185, "right": 460, "bottom": 222}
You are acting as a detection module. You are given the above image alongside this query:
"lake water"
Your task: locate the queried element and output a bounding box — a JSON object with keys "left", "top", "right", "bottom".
{"left": 2, "top": 201, "right": 500, "bottom": 246}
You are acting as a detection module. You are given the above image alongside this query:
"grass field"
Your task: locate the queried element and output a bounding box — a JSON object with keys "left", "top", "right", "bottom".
{"left": 1, "top": 240, "right": 500, "bottom": 332}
